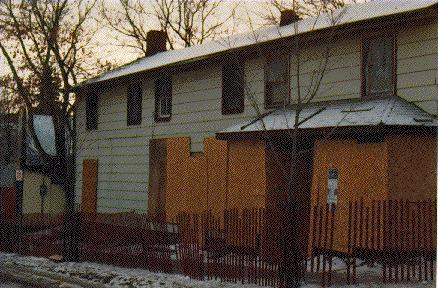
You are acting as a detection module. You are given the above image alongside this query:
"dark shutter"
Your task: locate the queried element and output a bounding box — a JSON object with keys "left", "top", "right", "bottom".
{"left": 154, "top": 77, "right": 172, "bottom": 122}
{"left": 222, "top": 62, "right": 244, "bottom": 115}
{"left": 86, "top": 92, "right": 98, "bottom": 130}
{"left": 127, "top": 83, "right": 143, "bottom": 126}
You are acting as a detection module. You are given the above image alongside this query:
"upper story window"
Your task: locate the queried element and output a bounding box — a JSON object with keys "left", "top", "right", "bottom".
{"left": 155, "top": 77, "right": 172, "bottom": 122}
{"left": 222, "top": 62, "right": 244, "bottom": 115}
{"left": 265, "top": 54, "right": 289, "bottom": 108}
{"left": 127, "top": 83, "right": 143, "bottom": 126}
{"left": 362, "top": 34, "right": 396, "bottom": 98}
{"left": 86, "top": 92, "right": 98, "bottom": 130}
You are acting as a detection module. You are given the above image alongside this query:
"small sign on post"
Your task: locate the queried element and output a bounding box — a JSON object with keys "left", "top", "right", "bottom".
{"left": 15, "top": 170, "right": 23, "bottom": 182}
{"left": 327, "top": 168, "right": 338, "bottom": 207}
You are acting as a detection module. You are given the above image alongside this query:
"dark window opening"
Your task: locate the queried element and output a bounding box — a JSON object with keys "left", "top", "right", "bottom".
{"left": 222, "top": 62, "right": 244, "bottom": 115}
{"left": 362, "top": 34, "right": 396, "bottom": 98}
{"left": 127, "top": 83, "right": 143, "bottom": 126}
{"left": 86, "top": 92, "right": 98, "bottom": 130}
{"left": 155, "top": 77, "right": 172, "bottom": 122}
{"left": 265, "top": 54, "right": 289, "bottom": 108}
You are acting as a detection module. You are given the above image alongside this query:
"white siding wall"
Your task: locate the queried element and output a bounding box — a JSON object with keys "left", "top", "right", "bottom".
{"left": 397, "top": 22, "right": 438, "bottom": 115}
{"left": 75, "top": 20, "right": 438, "bottom": 213}
{"left": 290, "top": 37, "right": 362, "bottom": 103}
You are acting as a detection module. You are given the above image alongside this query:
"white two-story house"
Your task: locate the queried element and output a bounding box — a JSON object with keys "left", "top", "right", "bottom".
{"left": 73, "top": 0, "right": 437, "bottom": 221}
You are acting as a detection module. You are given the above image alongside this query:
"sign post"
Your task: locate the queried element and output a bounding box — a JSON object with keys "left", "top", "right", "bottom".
{"left": 15, "top": 169, "right": 23, "bottom": 254}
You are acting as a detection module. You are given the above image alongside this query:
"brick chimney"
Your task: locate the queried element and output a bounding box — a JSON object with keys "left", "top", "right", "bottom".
{"left": 146, "top": 30, "right": 167, "bottom": 56}
{"left": 280, "top": 10, "right": 301, "bottom": 26}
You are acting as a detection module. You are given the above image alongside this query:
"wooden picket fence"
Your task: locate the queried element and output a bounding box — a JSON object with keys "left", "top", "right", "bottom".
{"left": 0, "top": 199, "right": 435, "bottom": 287}
{"left": 310, "top": 199, "right": 436, "bottom": 286}
{"left": 0, "top": 213, "right": 64, "bottom": 257}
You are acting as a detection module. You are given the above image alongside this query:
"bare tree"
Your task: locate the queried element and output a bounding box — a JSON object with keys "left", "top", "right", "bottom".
{"left": 220, "top": 5, "right": 350, "bottom": 287}
{"left": 101, "top": 0, "right": 237, "bottom": 54}
{"left": 0, "top": 85, "right": 19, "bottom": 167}
{"left": 0, "top": 0, "right": 112, "bottom": 260}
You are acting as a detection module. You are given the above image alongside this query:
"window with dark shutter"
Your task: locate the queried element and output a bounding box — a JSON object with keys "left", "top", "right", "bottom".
{"left": 154, "top": 77, "right": 172, "bottom": 122}
{"left": 127, "top": 83, "right": 143, "bottom": 126}
{"left": 265, "top": 54, "right": 289, "bottom": 108}
{"left": 222, "top": 62, "right": 244, "bottom": 115}
{"left": 86, "top": 92, "right": 98, "bottom": 130}
{"left": 362, "top": 34, "right": 395, "bottom": 98}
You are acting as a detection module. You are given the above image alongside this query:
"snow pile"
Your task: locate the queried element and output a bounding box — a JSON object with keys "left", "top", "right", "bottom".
{"left": 0, "top": 283, "right": 26, "bottom": 288}
{"left": 0, "top": 253, "right": 435, "bottom": 288}
{"left": 0, "top": 253, "right": 261, "bottom": 288}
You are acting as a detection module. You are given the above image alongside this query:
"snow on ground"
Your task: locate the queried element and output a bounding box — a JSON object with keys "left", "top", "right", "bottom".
{"left": 0, "top": 252, "right": 262, "bottom": 288}
{"left": 0, "top": 284, "right": 22, "bottom": 288}
{"left": 0, "top": 282, "right": 28, "bottom": 288}
{"left": 0, "top": 252, "right": 435, "bottom": 288}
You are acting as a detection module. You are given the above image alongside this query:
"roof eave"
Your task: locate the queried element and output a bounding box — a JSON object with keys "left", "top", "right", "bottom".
{"left": 216, "top": 124, "right": 437, "bottom": 141}
{"left": 73, "top": 2, "right": 438, "bottom": 92}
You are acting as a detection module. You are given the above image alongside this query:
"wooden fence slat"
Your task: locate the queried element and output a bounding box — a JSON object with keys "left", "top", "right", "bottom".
{"left": 422, "top": 201, "right": 428, "bottom": 281}
{"left": 347, "top": 202, "right": 352, "bottom": 284}
{"left": 417, "top": 202, "right": 422, "bottom": 281}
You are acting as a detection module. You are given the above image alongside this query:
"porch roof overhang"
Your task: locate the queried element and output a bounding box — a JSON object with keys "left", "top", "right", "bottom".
{"left": 216, "top": 98, "right": 437, "bottom": 140}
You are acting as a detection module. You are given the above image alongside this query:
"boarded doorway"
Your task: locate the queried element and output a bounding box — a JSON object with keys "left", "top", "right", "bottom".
{"left": 81, "top": 159, "right": 98, "bottom": 214}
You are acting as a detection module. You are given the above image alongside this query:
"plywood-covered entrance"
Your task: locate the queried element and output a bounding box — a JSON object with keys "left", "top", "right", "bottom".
{"left": 81, "top": 159, "right": 98, "bottom": 214}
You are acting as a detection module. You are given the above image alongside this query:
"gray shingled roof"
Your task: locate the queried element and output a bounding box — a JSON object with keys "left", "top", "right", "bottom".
{"left": 78, "top": 0, "right": 437, "bottom": 87}
{"left": 219, "top": 98, "right": 437, "bottom": 134}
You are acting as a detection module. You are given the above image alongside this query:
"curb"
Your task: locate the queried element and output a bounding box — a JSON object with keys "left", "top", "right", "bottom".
{"left": 0, "top": 263, "right": 106, "bottom": 288}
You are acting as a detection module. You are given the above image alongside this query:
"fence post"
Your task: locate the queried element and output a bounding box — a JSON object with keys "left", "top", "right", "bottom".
{"left": 63, "top": 210, "right": 80, "bottom": 262}
{"left": 352, "top": 201, "right": 357, "bottom": 284}
{"left": 347, "top": 202, "right": 352, "bottom": 284}
{"left": 382, "top": 200, "right": 387, "bottom": 283}
{"left": 15, "top": 178, "right": 23, "bottom": 255}
{"left": 328, "top": 205, "right": 335, "bottom": 287}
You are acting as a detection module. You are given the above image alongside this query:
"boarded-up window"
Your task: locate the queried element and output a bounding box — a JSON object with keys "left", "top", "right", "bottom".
{"left": 363, "top": 35, "right": 395, "bottom": 97}
{"left": 155, "top": 77, "right": 172, "bottom": 122}
{"left": 86, "top": 92, "right": 98, "bottom": 130}
{"left": 222, "top": 62, "right": 244, "bottom": 115}
{"left": 81, "top": 159, "right": 98, "bottom": 214}
{"left": 127, "top": 83, "right": 143, "bottom": 126}
{"left": 265, "top": 54, "right": 289, "bottom": 108}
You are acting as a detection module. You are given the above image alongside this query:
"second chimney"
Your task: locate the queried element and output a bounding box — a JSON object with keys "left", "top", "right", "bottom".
{"left": 280, "top": 10, "right": 301, "bottom": 26}
{"left": 146, "top": 30, "right": 167, "bottom": 56}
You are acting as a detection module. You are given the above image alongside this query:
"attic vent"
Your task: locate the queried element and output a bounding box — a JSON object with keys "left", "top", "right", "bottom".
{"left": 146, "top": 30, "right": 167, "bottom": 56}
{"left": 280, "top": 10, "right": 301, "bottom": 26}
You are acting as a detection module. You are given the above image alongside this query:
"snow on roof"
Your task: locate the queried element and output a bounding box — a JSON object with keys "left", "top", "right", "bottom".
{"left": 26, "top": 115, "right": 57, "bottom": 167}
{"left": 81, "top": 0, "right": 437, "bottom": 87}
{"left": 219, "top": 98, "right": 437, "bottom": 134}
